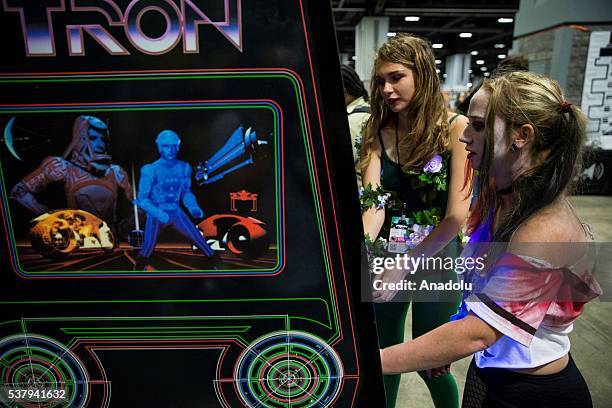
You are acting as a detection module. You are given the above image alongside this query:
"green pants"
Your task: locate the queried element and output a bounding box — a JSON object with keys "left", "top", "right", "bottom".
{"left": 375, "top": 290, "right": 460, "bottom": 407}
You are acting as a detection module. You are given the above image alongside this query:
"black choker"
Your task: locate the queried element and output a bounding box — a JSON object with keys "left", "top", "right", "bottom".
{"left": 496, "top": 185, "right": 515, "bottom": 195}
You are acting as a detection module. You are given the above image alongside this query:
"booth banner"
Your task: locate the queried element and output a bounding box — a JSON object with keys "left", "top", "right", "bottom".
{"left": 581, "top": 31, "right": 612, "bottom": 150}
{"left": 0, "top": 1, "right": 383, "bottom": 406}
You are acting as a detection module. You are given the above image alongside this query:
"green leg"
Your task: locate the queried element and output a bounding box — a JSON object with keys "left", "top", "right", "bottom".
{"left": 415, "top": 372, "right": 459, "bottom": 408}
{"left": 375, "top": 301, "right": 411, "bottom": 408}
{"left": 411, "top": 277, "right": 461, "bottom": 408}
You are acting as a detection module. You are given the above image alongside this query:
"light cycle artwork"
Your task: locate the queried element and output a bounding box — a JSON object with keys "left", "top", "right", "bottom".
{"left": 0, "top": 1, "right": 383, "bottom": 406}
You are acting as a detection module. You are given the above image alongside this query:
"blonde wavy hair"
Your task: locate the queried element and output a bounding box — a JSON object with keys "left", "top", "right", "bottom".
{"left": 360, "top": 34, "right": 450, "bottom": 173}
{"left": 468, "top": 72, "right": 587, "bottom": 241}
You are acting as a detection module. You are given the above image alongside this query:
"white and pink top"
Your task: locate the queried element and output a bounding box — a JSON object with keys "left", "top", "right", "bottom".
{"left": 456, "top": 222, "right": 601, "bottom": 369}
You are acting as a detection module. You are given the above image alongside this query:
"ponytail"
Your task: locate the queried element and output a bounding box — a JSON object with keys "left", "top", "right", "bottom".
{"left": 467, "top": 72, "right": 587, "bottom": 241}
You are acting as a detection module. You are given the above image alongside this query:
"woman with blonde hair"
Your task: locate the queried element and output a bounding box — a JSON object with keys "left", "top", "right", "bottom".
{"left": 360, "top": 34, "right": 470, "bottom": 407}
{"left": 379, "top": 71, "right": 600, "bottom": 407}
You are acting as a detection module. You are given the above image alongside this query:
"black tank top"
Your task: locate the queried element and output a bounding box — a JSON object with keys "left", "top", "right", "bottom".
{"left": 378, "top": 113, "right": 459, "bottom": 215}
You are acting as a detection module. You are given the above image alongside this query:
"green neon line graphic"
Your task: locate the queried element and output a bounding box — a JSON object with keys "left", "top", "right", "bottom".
{"left": 0, "top": 71, "right": 342, "bottom": 339}
{"left": 61, "top": 329, "right": 251, "bottom": 335}
{"left": 2, "top": 312, "right": 328, "bottom": 336}
{"left": 0, "top": 358, "right": 9, "bottom": 369}
{"left": 0, "top": 298, "right": 332, "bottom": 330}
{"left": 61, "top": 325, "right": 251, "bottom": 331}
{"left": 18, "top": 320, "right": 34, "bottom": 363}
{"left": 0, "top": 74, "right": 288, "bottom": 84}
{"left": 55, "top": 335, "right": 248, "bottom": 340}
{"left": 9, "top": 315, "right": 288, "bottom": 322}
{"left": 0, "top": 105, "right": 271, "bottom": 114}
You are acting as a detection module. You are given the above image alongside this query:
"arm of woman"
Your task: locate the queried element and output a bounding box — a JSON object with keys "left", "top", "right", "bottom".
{"left": 380, "top": 313, "right": 502, "bottom": 374}
{"left": 408, "top": 115, "right": 470, "bottom": 259}
{"left": 361, "top": 137, "right": 386, "bottom": 240}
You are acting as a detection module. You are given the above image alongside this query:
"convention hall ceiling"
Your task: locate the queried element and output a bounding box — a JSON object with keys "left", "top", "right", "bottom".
{"left": 332, "top": 0, "right": 519, "bottom": 80}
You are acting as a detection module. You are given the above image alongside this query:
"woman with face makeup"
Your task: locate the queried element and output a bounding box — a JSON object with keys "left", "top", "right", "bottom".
{"left": 360, "top": 34, "right": 470, "bottom": 407}
{"left": 379, "top": 71, "right": 601, "bottom": 407}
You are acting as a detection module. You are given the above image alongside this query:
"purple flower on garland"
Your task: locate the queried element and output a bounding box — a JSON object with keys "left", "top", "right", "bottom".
{"left": 407, "top": 224, "right": 434, "bottom": 248}
{"left": 376, "top": 193, "right": 391, "bottom": 209}
{"left": 423, "top": 154, "right": 443, "bottom": 173}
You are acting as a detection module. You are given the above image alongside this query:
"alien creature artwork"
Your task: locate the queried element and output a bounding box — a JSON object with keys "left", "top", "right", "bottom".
{"left": 0, "top": 1, "right": 384, "bottom": 406}
{"left": 9, "top": 115, "right": 133, "bottom": 225}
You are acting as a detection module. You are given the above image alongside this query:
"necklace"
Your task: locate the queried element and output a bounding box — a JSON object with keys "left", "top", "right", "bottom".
{"left": 394, "top": 120, "right": 401, "bottom": 163}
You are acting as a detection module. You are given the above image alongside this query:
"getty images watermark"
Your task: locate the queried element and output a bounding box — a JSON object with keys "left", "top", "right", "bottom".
{"left": 370, "top": 253, "right": 486, "bottom": 292}
{"left": 361, "top": 241, "right": 610, "bottom": 303}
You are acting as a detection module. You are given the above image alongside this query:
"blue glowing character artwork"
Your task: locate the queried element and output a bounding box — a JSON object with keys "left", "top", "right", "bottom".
{"left": 8, "top": 115, "right": 133, "bottom": 224}
{"left": 134, "top": 130, "right": 214, "bottom": 270}
{"left": 0, "top": 108, "right": 277, "bottom": 276}
{"left": 0, "top": 2, "right": 385, "bottom": 405}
